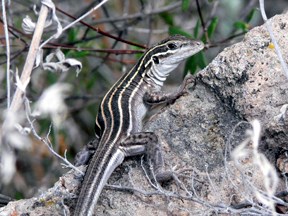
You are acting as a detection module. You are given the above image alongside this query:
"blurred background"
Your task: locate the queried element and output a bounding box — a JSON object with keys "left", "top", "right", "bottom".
{"left": 0, "top": 0, "right": 287, "bottom": 201}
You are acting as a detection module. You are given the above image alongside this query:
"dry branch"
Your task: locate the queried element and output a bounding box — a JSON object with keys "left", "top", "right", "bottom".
{"left": 9, "top": 4, "right": 49, "bottom": 113}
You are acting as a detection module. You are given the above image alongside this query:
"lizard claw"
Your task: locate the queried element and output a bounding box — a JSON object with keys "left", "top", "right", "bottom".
{"left": 176, "top": 74, "right": 196, "bottom": 98}
{"left": 181, "top": 74, "right": 196, "bottom": 93}
{"left": 165, "top": 75, "right": 196, "bottom": 105}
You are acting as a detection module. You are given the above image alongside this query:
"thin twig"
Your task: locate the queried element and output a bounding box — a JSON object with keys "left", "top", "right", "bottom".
{"left": 209, "top": 32, "right": 246, "bottom": 48}
{"left": 196, "top": 0, "right": 209, "bottom": 43}
{"left": 40, "top": 0, "right": 110, "bottom": 49}
{"left": 55, "top": 6, "right": 147, "bottom": 49}
{"left": 2, "top": 0, "right": 10, "bottom": 108}
{"left": 44, "top": 44, "right": 144, "bottom": 54}
{"left": 0, "top": 18, "right": 28, "bottom": 47}
{"left": 259, "top": 0, "right": 288, "bottom": 79}
{"left": 89, "top": 1, "right": 182, "bottom": 25}
{"left": 0, "top": 17, "right": 31, "bottom": 40}
{"left": 24, "top": 98, "right": 84, "bottom": 175}
{"left": 0, "top": 46, "right": 26, "bottom": 65}
{"left": 105, "top": 183, "right": 270, "bottom": 215}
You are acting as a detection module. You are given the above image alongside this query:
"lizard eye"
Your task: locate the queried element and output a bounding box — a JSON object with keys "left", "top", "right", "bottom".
{"left": 152, "top": 56, "right": 159, "bottom": 64}
{"left": 167, "top": 43, "right": 177, "bottom": 50}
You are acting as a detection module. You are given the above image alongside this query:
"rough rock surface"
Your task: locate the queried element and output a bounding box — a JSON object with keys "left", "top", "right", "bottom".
{"left": 1, "top": 12, "right": 288, "bottom": 216}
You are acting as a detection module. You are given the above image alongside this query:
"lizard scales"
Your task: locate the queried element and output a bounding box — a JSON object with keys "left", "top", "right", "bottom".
{"left": 74, "top": 35, "right": 204, "bottom": 215}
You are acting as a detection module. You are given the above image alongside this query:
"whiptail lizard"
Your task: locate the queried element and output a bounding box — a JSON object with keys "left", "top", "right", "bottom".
{"left": 73, "top": 35, "right": 204, "bottom": 216}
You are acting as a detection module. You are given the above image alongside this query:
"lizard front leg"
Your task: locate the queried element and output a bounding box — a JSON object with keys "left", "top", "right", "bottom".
{"left": 120, "top": 132, "right": 173, "bottom": 182}
{"left": 144, "top": 74, "right": 195, "bottom": 105}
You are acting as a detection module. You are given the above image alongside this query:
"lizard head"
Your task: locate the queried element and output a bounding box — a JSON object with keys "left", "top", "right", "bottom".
{"left": 152, "top": 35, "right": 204, "bottom": 65}
{"left": 142, "top": 35, "right": 204, "bottom": 86}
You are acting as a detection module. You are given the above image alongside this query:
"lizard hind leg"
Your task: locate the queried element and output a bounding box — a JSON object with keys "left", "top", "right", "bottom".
{"left": 120, "top": 132, "right": 173, "bottom": 183}
{"left": 74, "top": 138, "right": 99, "bottom": 167}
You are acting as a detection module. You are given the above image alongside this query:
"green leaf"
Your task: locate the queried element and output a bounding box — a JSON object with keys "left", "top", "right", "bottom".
{"left": 14, "top": 191, "right": 24, "bottom": 200}
{"left": 197, "top": 51, "right": 207, "bottom": 69}
{"left": 246, "top": 8, "right": 257, "bottom": 23}
{"left": 193, "top": 19, "right": 200, "bottom": 38}
{"left": 131, "top": 45, "right": 145, "bottom": 59}
{"left": 184, "top": 56, "right": 197, "bottom": 75}
{"left": 207, "top": 17, "right": 218, "bottom": 39}
{"left": 182, "top": 0, "right": 191, "bottom": 11}
{"left": 169, "top": 26, "right": 192, "bottom": 38}
{"left": 159, "top": 12, "right": 174, "bottom": 26}
{"left": 67, "top": 28, "right": 77, "bottom": 43}
{"left": 184, "top": 51, "right": 207, "bottom": 75}
{"left": 233, "top": 21, "right": 249, "bottom": 31}
{"left": 67, "top": 50, "right": 90, "bottom": 58}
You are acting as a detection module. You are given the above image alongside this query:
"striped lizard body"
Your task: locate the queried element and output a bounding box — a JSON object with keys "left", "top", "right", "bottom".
{"left": 74, "top": 35, "right": 204, "bottom": 216}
